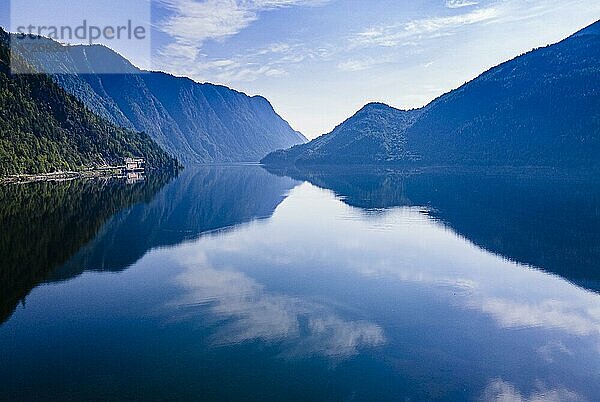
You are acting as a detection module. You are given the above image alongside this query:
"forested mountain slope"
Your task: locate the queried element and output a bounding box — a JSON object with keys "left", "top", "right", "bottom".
{"left": 0, "top": 29, "right": 177, "bottom": 176}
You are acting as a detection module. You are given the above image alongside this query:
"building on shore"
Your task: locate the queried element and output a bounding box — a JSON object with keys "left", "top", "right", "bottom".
{"left": 124, "top": 158, "right": 145, "bottom": 172}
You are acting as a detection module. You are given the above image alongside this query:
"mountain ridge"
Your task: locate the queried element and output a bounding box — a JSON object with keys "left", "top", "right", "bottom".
{"left": 571, "top": 19, "right": 600, "bottom": 37}
{"left": 12, "top": 35, "right": 306, "bottom": 164}
{"left": 263, "top": 102, "right": 423, "bottom": 166}
{"left": 262, "top": 20, "right": 600, "bottom": 168}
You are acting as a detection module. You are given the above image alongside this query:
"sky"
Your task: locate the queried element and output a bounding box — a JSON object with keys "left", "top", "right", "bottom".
{"left": 2, "top": 0, "right": 600, "bottom": 138}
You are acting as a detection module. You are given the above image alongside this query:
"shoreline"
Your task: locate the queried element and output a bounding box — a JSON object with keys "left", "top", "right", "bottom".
{"left": 0, "top": 167, "right": 135, "bottom": 185}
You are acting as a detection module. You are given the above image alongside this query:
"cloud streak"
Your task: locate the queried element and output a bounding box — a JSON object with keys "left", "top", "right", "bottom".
{"left": 156, "top": 0, "right": 329, "bottom": 76}
{"left": 161, "top": 38, "right": 334, "bottom": 83}
{"left": 481, "top": 378, "right": 586, "bottom": 402}
{"left": 168, "top": 247, "right": 385, "bottom": 359}
{"left": 446, "top": 0, "right": 479, "bottom": 8}
{"left": 352, "top": 7, "right": 499, "bottom": 48}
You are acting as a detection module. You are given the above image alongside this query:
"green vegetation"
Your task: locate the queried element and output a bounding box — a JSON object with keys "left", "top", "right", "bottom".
{"left": 0, "top": 29, "right": 179, "bottom": 176}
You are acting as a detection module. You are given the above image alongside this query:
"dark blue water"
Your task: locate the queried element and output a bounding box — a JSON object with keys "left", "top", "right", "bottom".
{"left": 1, "top": 166, "right": 599, "bottom": 401}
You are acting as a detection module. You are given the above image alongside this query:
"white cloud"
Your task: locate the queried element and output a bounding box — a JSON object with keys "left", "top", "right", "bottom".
{"left": 341, "top": 0, "right": 600, "bottom": 77}
{"left": 351, "top": 0, "right": 600, "bottom": 52}
{"left": 404, "top": 7, "right": 498, "bottom": 35}
{"left": 446, "top": 0, "right": 479, "bottom": 8}
{"left": 158, "top": 0, "right": 328, "bottom": 44}
{"left": 163, "top": 40, "right": 332, "bottom": 83}
{"left": 158, "top": 0, "right": 254, "bottom": 45}
{"left": 156, "top": 0, "right": 330, "bottom": 76}
{"left": 353, "top": 7, "right": 499, "bottom": 48}
{"left": 338, "top": 57, "right": 379, "bottom": 72}
{"left": 212, "top": 62, "right": 288, "bottom": 81}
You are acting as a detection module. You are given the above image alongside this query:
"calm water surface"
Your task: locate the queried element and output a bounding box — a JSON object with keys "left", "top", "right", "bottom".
{"left": 1, "top": 166, "right": 600, "bottom": 401}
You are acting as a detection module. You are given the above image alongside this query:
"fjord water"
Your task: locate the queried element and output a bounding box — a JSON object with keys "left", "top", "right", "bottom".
{"left": 1, "top": 166, "right": 600, "bottom": 401}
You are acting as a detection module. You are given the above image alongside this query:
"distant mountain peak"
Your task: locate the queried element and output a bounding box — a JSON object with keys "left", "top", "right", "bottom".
{"left": 359, "top": 102, "right": 397, "bottom": 112}
{"left": 356, "top": 102, "right": 421, "bottom": 117}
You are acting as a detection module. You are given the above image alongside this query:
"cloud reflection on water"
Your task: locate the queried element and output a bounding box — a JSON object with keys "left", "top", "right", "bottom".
{"left": 170, "top": 252, "right": 385, "bottom": 359}
{"left": 160, "top": 181, "right": 600, "bottom": 390}
{"left": 481, "top": 378, "right": 585, "bottom": 402}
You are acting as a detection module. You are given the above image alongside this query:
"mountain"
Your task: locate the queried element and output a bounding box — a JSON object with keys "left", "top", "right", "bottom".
{"left": 0, "top": 29, "right": 177, "bottom": 176}
{"left": 263, "top": 103, "right": 422, "bottom": 165}
{"left": 13, "top": 35, "right": 306, "bottom": 165}
{"left": 262, "top": 20, "right": 600, "bottom": 167}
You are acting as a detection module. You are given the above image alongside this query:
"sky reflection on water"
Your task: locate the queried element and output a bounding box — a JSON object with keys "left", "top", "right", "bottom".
{"left": 1, "top": 167, "right": 599, "bottom": 401}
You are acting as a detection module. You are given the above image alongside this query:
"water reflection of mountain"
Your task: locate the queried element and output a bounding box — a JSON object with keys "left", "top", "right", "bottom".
{"left": 0, "top": 175, "right": 172, "bottom": 323}
{"left": 49, "top": 166, "right": 298, "bottom": 281}
{"left": 266, "top": 166, "right": 600, "bottom": 290}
